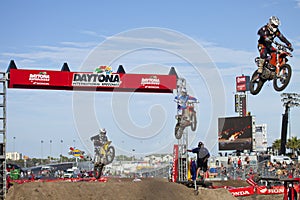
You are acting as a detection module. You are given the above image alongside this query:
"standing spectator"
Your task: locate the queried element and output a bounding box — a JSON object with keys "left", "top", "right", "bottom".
{"left": 187, "top": 141, "right": 210, "bottom": 180}
{"left": 238, "top": 157, "right": 242, "bottom": 169}
{"left": 245, "top": 156, "right": 250, "bottom": 166}
{"left": 227, "top": 157, "right": 232, "bottom": 166}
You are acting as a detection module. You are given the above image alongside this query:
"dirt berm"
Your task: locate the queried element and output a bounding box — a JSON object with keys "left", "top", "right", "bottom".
{"left": 6, "top": 178, "right": 284, "bottom": 200}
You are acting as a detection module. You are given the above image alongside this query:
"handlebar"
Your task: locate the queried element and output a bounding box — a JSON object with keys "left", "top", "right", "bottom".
{"left": 273, "top": 40, "right": 293, "bottom": 52}
{"left": 187, "top": 100, "right": 199, "bottom": 105}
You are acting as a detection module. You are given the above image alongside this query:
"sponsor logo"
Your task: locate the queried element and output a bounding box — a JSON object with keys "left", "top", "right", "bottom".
{"left": 236, "top": 76, "right": 246, "bottom": 83}
{"left": 267, "top": 188, "right": 284, "bottom": 194}
{"left": 258, "top": 187, "right": 284, "bottom": 194}
{"left": 72, "top": 73, "right": 121, "bottom": 87}
{"left": 95, "top": 66, "right": 113, "bottom": 75}
{"left": 231, "top": 190, "right": 250, "bottom": 196}
{"left": 72, "top": 66, "right": 121, "bottom": 87}
{"left": 141, "top": 76, "right": 160, "bottom": 89}
{"left": 29, "top": 72, "right": 50, "bottom": 85}
{"left": 69, "top": 147, "right": 85, "bottom": 158}
{"left": 258, "top": 188, "right": 268, "bottom": 193}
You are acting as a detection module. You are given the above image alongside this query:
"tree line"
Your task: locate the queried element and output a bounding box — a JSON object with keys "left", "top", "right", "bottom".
{"left": 272, "top": 136, "right": 300, "bottom": 156}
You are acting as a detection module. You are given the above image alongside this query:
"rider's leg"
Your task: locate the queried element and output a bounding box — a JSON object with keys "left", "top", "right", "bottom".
{"left": 258, "top": 46, "right": 267, "bottom": 74}
{"left": 182, "top": 109, "right": 191, "bottom": 126}
{"left": 257, "top": 59, "right": 265, "bottom": 74}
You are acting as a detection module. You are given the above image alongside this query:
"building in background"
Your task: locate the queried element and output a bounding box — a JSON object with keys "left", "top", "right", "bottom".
{"left": 6, "top": 152, "right": 22, "bottom": 160}
{"left": 253, "top": 124, "right": 268, "bottom": 152}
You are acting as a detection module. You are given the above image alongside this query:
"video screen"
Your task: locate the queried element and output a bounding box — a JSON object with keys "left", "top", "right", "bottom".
{"left": 218, "top": 116, "right": 253, "bottom": 151}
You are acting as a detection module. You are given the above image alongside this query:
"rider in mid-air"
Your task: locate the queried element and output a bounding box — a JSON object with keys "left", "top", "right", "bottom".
{"left": 174, "top": 88, "right": 198, "bottom": 126}
{"left": 90, "top": 128, "right": 108, "bottom": 157}
{"left": 257, "top": 16, "right": 293, "bottom": 74}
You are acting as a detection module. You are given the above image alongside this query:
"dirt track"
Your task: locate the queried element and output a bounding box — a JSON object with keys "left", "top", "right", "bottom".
{"left": 6, "top": 178, "right": 284, "bottom": 200}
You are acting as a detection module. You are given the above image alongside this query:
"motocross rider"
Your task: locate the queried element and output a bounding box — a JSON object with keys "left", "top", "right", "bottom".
{"left": 174, "top": 88, "right": 198, "bottom": 126}
{"left": 257, "top": 16, "right": 293, "bottom": 74}
{"left": 90, "top": 128, "right": 108, "bottom": 156}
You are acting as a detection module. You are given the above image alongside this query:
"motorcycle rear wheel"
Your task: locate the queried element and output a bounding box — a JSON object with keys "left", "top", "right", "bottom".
{"left": 105, "top": 146, "right": 115, "bottom": 165}
{"left": 250, "top": 70, "right": 264, "bottom": 95}
{"left": 273, "top": 64, "right": 292, "bottom": 91}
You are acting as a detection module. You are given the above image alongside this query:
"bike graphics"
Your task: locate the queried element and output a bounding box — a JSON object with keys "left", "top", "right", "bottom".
{"left": 250, "top": 41, "right": 293, "bottom": 95}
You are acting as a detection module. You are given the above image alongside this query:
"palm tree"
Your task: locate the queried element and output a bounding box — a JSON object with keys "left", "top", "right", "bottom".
{"left": 272, "top": 139, "right": 281, "bottom": 153}
{"left": 287, "top": 136, "right": 300, "bottom": 156}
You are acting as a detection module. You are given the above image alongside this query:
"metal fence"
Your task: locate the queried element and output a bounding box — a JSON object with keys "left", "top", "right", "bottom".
{"left": 208, "top": 160, "right": 300, "bottom": 181}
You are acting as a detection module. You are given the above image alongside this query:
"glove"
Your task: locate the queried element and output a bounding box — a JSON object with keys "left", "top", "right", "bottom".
{"left": 288, "top": 45, "right": 294, "bottom": 52}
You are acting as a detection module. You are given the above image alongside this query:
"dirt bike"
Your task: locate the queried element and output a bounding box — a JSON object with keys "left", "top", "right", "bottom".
{"left": 174, "top": 101, "right": 198, "bottom": 139}
{"left": 250, "top": 40, "right": 293, "bottom": 95}
{"left": 93, "top": 141, "right": 115, "bottom": 179}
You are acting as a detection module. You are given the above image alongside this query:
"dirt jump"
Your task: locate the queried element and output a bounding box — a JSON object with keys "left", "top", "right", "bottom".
{"left": 6, "top": 178, "right": 284, "bottom": 200}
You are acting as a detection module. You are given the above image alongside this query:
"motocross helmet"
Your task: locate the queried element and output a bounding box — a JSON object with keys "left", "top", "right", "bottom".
{"left": 268, "top": 16, "right": 280, "bottom": 33}
{"left": 181, "top": 88, "right": 187, "bottom": 95}
{"left": 100, "top": 128, "right": 106, "bottom": 135}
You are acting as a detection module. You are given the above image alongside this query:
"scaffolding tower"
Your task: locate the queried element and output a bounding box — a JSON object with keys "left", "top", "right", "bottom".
{"left": 0, "top": 72, "right": 6, "bottom": 199}
{"left": 176, "top": 77, "right": 189, "bottom": 182}
{"left": 177, "top": 129, "right": 188, "bottom": 182}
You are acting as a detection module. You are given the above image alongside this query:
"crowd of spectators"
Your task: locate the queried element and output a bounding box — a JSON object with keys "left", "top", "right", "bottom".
{"left": 207, "top": 155, "right": 300, "bottom": 181}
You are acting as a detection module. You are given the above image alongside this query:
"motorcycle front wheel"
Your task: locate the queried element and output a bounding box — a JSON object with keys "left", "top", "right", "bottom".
{"left": 94, "top": 164, "right": 104, "bottom": 179}
{"left": 250, "top": 70, "right": 265, "bottom": 95}
{"left": 175, "top": 124, "right": 183, "bottom": 139}
{"left": 273, "top": 64, "right": 292, "bottom": 92}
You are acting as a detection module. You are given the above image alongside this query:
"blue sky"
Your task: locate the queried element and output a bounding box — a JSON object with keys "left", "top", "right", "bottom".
{"left": 0, "top": 0, "right": 300, "bottom": 158}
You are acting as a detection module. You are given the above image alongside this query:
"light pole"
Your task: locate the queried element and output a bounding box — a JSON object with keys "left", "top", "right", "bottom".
{"left": 49, "top": 140, "right": 52, "bottom": 162}
{"left": 13, "top": 136, "right": 16, "bottom": 152}
{"left": 73, "top": 139, "right": 76, "bottom": 148}
{"left": 280, "top": 93, "right": 300, "bottom": 155}
{"left": 132, "top": 149, "right": 135, "bottom": 178}
{"left": 132, "top": 149, "right": 135, "bottom": 162}
{"left": 60, "top": 139, "right": 63, "bottom": 163}
{"left": 41, "top": 140, "right": 44, "bottom": 164}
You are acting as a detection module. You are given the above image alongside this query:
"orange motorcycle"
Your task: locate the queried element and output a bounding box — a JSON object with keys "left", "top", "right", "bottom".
{"left": 250, "top": 41, "right": 293, "bottom": 95}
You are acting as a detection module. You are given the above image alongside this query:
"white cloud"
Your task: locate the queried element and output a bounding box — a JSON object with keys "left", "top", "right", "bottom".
{"left": 296, "top": 0, "right": 300, "bottom": 8}
{"left": 80, "top": 30, "right": 109, "bottom": 39}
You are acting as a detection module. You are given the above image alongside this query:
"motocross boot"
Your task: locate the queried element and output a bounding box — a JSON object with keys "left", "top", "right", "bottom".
{"left": 257, "top": 58, "right": 265, "bottom": 74}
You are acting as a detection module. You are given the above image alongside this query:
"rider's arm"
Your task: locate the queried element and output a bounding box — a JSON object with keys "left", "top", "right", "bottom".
{"left": 276, "top": 30, "right": 292, "bottom": 47}
{"left": 90, "top": 135, "right": 97, "bottom": 141}
{"left": 188, "top": 96, "right": 197, "bottom": 102}
{"left": 257, "top": 26, "right": 269, "bottom": 41}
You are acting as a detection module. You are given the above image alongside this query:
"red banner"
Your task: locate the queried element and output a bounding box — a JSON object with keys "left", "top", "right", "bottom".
{"left": 172, "top": 144, "right": 178, "bottom": 182}
{"left": 8, "top": 69, "right": 176, "bottom": 93}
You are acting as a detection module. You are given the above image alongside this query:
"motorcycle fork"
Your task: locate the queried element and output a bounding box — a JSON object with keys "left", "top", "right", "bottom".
{"left": 275, "top": 52, "right": 282, "bottom": 76}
